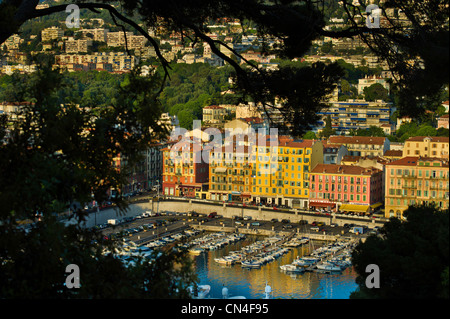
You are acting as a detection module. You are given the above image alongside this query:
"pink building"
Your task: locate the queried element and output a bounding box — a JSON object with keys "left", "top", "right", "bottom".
{"left": 309, "top": 164, "right": 384, "bottom": 214}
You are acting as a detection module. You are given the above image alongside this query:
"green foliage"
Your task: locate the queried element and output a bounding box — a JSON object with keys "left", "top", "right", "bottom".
{"left": 234, "top": 61, "right": 344, "bottom": 137}
{"left": 393, "top": 121, "right": 442, "bottom": 142}
{"left": 302, "top": 131, "right": 317, "bottom": 139}
{"left": 0, "top": 63, "right": 196, "bottom": 298}
{"left": 351, "top": 204, "right": 449, "bottom": 299}
{"left": 319, "top": 115, "right": 336, "bottom": 139}
{"left": 363, "top": 83, "right": 389, "bottom": 102}
{"left": 351, "top": 126, "right": 386, "bottom": 137}
{"left": 157, "top": 63, "right": 233, "bottom": 128}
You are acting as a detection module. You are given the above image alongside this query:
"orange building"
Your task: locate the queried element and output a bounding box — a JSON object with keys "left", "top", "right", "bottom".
{"left": 385, "top": 157, "right": 449, "bottom": 218}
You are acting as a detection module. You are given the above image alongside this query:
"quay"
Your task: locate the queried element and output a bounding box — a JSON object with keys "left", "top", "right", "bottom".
{"left": 191, "top": 224, "right": 352, "bottom": 243}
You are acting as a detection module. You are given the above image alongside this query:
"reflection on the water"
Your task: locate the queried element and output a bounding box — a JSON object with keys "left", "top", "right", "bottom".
{"left": 192, "top": 235, "right": 358, "bottom": 299}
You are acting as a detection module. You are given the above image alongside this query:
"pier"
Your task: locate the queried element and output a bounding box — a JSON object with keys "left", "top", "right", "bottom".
{"left": 191, "top": 224, "right": 348, "bottom": 242}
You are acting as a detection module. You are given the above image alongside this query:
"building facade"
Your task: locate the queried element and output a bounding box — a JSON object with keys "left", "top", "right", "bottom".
{"left": 162, "top": 140, "right": 209, "bottom": 198}
{"left": 309, "top": 164, "right": 384, "bottom": 213}
{"left": 327, "top": 135, "right": 390, "bottom": 157}
{"left": 251, "top": 139, "right": 323, "bottom": 209}
{"left": 209, "top": 144, "right": 252, "bottom": 202}
{"left": 402, "top": 136, "right": 449, "bottom": 159}
{"left": 385, "top": 157, "right": 449, "bottom": 219}
{"left": 317, "top": 100, "right": 392, "bottom": 135}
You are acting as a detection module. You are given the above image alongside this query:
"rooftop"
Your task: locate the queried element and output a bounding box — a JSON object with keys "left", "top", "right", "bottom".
{"left": 405, "top": 136, "right": 449, "bottom": 143}
{"left": 311, "top": 164, "right": 382, "bottom": 176}
{"left": 328, "top": 135, "right": 386, "bottom": 145}
{"left": 386, "top": 156, "right": 449, "bottom": 167}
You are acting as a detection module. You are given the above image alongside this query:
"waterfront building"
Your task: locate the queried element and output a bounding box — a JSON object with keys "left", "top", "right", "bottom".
{"left": 162, "top": 139, "right": 209, "bottom": 198}
{"left": 112, "top": 153, "right": 147, "bottom": 195}
{"left": 309, "top": 164, "right": 384, "bottom": 213}
{"left": 209, "top": 143, "right": 252, "bottom": 202}
{"left": 146, "top": 142, "right": 164, "bottom": 190}
{"left": 385, "top": 157, "right": 449, "bottom": 219}
{"left": 402, "top": 136, "right": 449, "bottom": 159}
{"left": 251, "top": 138, "right": 323, "bottom": 209}
{"left": 327, "top": 135, "right": 390, "bottom": 157}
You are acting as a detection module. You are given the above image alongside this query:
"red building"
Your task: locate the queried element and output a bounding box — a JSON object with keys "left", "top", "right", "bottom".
{"left": 162, "top": 139, "right": 209, "bottom": 198}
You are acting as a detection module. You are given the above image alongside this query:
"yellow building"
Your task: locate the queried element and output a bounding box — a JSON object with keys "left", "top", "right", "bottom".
{"left": 402, "top": 136, "right": 449, "bottom": 159}
{"left": 251, "top": 138, "right": 323, "bottom": 209}
{"left": 209, "top": 144, "right": 253, "bottom": 202}
{"left": 385, "top": 156, "right": 449, "bottom": 219}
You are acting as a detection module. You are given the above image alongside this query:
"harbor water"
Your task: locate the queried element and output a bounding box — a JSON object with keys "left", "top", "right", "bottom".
{"left": 191, "top": 234, "right": 358, "bottom": 299}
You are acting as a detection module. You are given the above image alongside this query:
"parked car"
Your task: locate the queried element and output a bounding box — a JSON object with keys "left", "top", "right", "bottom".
{"left": 271, "top": 218, "right": 279, "bottom": 223}
{"left": 208, "top": 212, "right": 217, "bottom": 218}
{"left": 310, "top": 226, "right": 320, "bottom": 232}
{"left": 281, "top": 219, "right": 290, "bottom": 223}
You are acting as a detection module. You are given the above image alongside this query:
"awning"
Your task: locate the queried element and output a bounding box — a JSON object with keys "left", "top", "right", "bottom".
{"left": 370, "top": 202, "right": 383, "bottom": 209}
{"left": 309, "top": 201, "right": 335, "bottom": 208}
{"left": 339, "top": 204, "right": 369, "bottom": 213}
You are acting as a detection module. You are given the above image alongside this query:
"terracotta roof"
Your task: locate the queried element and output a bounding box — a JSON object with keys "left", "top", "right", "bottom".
{"left": 342, "top": 155, "right": 360, "bottom": 162}
{"left": 405, "top": 136, "right": 449, "bottom": 143}
{"left": 384, "top": 150, "right": 403, "bottom": 157}
{"left": 241, "top": 117, "right": 264, "bottom": 124}
{"left": 311, "top": 164, "right": 382, "bottom": 176}
{"left": 387, "top": 156, "right": 449, "bottom": 167}
{"left": 328, "top": 135, "right": 386, "bottom": 145}
{"left": 282, "top": 140, "right": 315, "bottom": 148}
{"left": 385, "top": 156, "right": 418, "bottom": 166}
